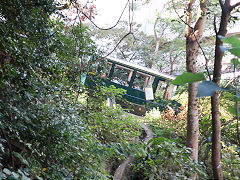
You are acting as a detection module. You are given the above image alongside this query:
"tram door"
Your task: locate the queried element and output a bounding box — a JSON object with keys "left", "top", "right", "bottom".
{"left": 144, "top": 76, "right": 155, "bottom": 100}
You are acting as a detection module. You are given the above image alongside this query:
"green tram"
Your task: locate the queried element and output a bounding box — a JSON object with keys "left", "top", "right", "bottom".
{"left": 86, "top": 57, "right": 178, "bottom": 115}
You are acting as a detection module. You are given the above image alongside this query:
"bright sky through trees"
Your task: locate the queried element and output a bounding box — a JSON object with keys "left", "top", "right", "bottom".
{"left": 94, "top": 0, "right": 168, "bottom": 34}
{"left": 93, "top": 0, "right": 239, "bottom": 35}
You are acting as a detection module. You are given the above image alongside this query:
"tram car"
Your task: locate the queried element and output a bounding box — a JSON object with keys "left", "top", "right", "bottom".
{"left": 85, "top": 57, "right": 178, "bottom": 115}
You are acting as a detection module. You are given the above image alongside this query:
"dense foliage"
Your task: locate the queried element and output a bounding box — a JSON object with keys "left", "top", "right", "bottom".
{"left": 134, "top": 138, "right": 207, "bottom": 179}
{"left": 132, "top": 108, "right": 208, "bottom": 179}
{"left": 0, "top": 1, "right": 142, "bottom": 179}
{"left": 138, "top": 82, "right": 240, "bottom": 179}
{"left": 1, "top": 0, "right": 240, "bottom": 179}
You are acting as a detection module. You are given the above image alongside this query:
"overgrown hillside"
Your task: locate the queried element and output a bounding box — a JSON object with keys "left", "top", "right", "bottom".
{"left": 0, "top": 1, "right": 142, "bottom": 179}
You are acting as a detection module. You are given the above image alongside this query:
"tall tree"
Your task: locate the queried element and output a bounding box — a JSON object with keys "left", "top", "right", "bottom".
{"left": 211, "top": 0, "right": 240, "bottom": 179}
{"left": 185, "top": 0, "right": 209, "bottom": 161}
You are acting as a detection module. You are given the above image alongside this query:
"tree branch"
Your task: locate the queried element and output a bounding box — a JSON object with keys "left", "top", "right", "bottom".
{"left": 118, "top": 48, "right": 127, "bottom": 60}
{"left": 101, "top": 32, "right": 134, "bottom": 59}
{"left": 214, "top": 15, "right": 218, "bottom": 35}
{"left": 153, "top": 17, "right": 160, "bottom": 41}
{"left": 55, "top": 0, "right": 74, "bottom": 10}
{"left": 219, "top": 0, "right": 224, "bottom": 9}
{"left": 81, "top": 0, "right": 129, "bottom": 31}
{"left": 171, "top": 0, "right": 189, "bottom": 27}
{"left": 78, "top": 0, "right": 135, "bottom": 66}
{"left": 230, "top": 2, "right": 240, "bottom": 11}
{"left": 153, "top": 2, "right": 167, "bottom": 41}
{"left": 77, "top": 32, "right": 134, "bottom": 68}
{"left": 185, "top": 0, "right": 211, "bottom": 79}
{"left": 129, "top": 51, "right": 136, "bottom": 62}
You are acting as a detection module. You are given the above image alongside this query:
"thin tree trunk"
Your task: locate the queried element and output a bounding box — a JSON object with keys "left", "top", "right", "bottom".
{"left": 170, "top": 54, "right": 174, "bottom": 75}
{"left": 211, "top": 94, "right": 222, "bottom": 179}
{"left": 211, "top": 1, "right": 240, "bottom": 178}
{"left": 185, "top": 0, "right": 209, "bottom": 161}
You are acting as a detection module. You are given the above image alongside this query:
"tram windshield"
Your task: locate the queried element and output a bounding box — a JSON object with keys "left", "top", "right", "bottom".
{"left": 111, "top": 65, "right": 133, "bottom": 86}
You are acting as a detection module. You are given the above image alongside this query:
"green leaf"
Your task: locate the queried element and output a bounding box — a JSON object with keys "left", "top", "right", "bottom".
{"left": 11, "top": 172, "right": 19, "bottom": 179}
{"left": 21, "top": 175, "right": 32, "bottom": 180}
{"left": 8, "top": 176, "right": 18, "bottom": 180}
{"left": 219, "top": 35, "right": 240, "bottom": 48}
{"left": 148, "top": 137, "right": 171, "bottom": 147}
{"left": 36, "top": 176, "right": 43, "bottom": 180}
{"left": 3, "top": 168, "right": 12, "bottom": 175}
{"left": 229, "top": 48, "right": 240, "bottom": 58}
{"left": 219, "top": 35, "right": 240, "bottom": 58}
{"left": 171, "top": 72, "right": 205, "bottom": 85}
{"left": 13, "top": 152, "right": 29, "bottom": 166}
{"left": 0, "top": 143, "right": 4, "bottom": 152}
{"left": 196, "top": 81, "right": 227, "bottom": 97}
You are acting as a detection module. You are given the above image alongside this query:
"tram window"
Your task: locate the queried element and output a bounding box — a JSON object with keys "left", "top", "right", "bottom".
{"left": 101, "top": 62, "right": 112, "bottom": 79}
{"left": 155, "top": 81, "right": 168, "bottom": 98}
{"left": 111, "top": 65, "right": 132, "bottom": 86}
{"left": 146, "top": 76, "right": 155, "bottom": 88}
{"left": 166, "top": 84, "right": 177, "bottom": 99}
{"left": 156, "top": 81, "right": 176, "bottom": 99}
{"left": 132, "top": 72, "right": 154, "bottom": 91}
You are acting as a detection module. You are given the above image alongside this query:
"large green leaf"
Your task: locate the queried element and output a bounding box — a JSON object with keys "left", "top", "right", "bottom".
{"left": 219, "top": 35, "right": 240, "bottom": 47}
{"left": 13, "top": 152, "right": 29, "bottom": 167}
{"left": 196, "top": 81, "right": 227, "bottom": 97}
{"left": 229, "top": 48, "right": 240, "bottom": 58}
{"left": 219, "top": 35, "right": 240, "bottom": 58}
{"left": 171, "top": 72, "right": 205, "bottom": 85}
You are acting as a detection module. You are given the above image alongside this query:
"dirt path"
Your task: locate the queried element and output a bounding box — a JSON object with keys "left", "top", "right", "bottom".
{"left": 141, "top": 123, "right": 153, "bottom": 144}
{"left": 113, "top": 123, "right": 153, "bottom": 180}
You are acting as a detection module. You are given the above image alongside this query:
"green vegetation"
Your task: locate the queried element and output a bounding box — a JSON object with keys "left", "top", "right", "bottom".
{"left": 1, "top": 0, "right": 240, "bottom": 179}
{"left": 0, "top": 1, "right": 142, "bottom": 179}
{"left": 133, "top": 84, "right": 240, "bottom": 179}
{"left": 133, "top": 108, "right": 208, "bottom": 179}
{"left": 134, "top": 138, "right": 207, "bottom": 179}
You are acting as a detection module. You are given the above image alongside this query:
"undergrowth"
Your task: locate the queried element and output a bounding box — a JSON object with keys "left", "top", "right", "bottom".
{"left": 132, "top": 107, "right": 209, "bottom": 179}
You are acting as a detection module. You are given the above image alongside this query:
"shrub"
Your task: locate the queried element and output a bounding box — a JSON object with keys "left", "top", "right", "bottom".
{"left": 133, "top": 137, "right": 208, "bottom": 179}
{"left": 145, "top": 106, "right": 187, "bottom": 142}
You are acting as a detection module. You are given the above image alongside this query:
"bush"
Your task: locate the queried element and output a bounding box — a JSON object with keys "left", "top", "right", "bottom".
{"left": 145, "top": 106, "right": 187, "bottom": 142}
{"left": 0, "top": 86, "right": 142, "bottom": 179}
{"left": 134, "top": 107, "right": 208, "bottom": 179}
{"left": 133, "top": 137, "right": 208, "bottom": 179}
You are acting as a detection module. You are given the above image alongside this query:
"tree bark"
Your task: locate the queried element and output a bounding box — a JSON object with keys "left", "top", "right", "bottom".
{"left": 211, "top": 8, "right": 228, "bottom": 180}
{"left": 185, "top": 0, "right": 209, "bottom": 161}
{"left": 211, "top": 0, "right": 240, "bottom": 179}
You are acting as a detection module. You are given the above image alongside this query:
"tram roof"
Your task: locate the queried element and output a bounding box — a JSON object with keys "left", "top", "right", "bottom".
{"left": 106, "top": 57, "right": 176, "bottom": 81}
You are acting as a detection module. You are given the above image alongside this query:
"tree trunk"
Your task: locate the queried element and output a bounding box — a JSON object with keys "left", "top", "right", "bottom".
{"left": 211, "top": 93, "right": 222, "bottom": 179}
{"left": 169, "top": 54, "right": 174, "bottom": 75}
{"left": 211, "top": 0, "right": 238, "bottom": 179}
{"left": 185, "top": 0, "right": 209, "bottom": 161}
{"left": 211, "top": 1, "right": 240, "bottom": 178}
